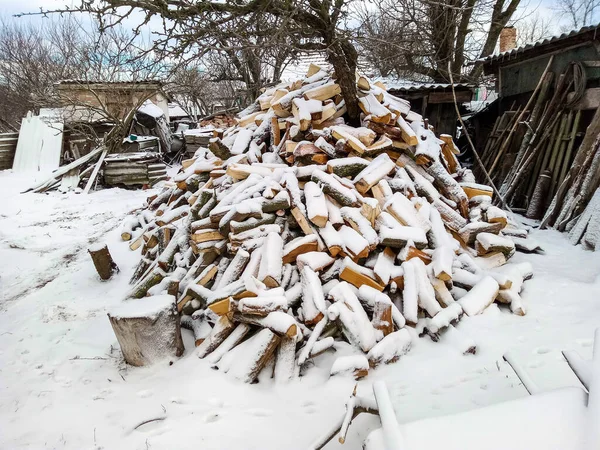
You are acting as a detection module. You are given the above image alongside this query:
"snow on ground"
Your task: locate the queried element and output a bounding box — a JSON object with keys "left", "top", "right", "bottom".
{"left": 1, "top": 168, "right": 599, "bottom": 450}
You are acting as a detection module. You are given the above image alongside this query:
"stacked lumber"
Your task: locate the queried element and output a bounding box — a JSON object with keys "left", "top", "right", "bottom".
{"left": 0, "top": 131, "right": 18, "bottom": 170}
{"left": 115, "top": 66, "right": 536, "bottom": 381}
{"left": 103, "top": 152, "right": 167, "bottom": 187}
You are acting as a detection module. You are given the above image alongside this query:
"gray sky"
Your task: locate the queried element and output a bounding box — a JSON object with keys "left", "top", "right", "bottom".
{"left": 0, "top": 0, "right": 590, "bottom": 47}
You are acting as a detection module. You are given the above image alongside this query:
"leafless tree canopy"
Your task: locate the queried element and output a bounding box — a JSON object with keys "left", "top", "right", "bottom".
{"left": 554, "top": 0, "right": 599, "bottom": 29}
{"left": 356, "top": 0, "right": 522, "bottom": 83}
{"left": 0, "top": 17, "right": 166, "bottom": 130}
{"left": 514, "top": 13, "right": 553, "bottom": 47}
{"left": 19, "top": 0, "right": 365, "bottom": 123}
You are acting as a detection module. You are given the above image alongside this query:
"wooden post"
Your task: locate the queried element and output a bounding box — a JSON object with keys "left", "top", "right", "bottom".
{"left": 88, "top": 244, "right": 119, "bottom": 280}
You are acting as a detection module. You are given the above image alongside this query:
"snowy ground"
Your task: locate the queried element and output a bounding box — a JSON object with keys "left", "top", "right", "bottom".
{"left": 1, "top": 169, "right": 599, "bottom": 450}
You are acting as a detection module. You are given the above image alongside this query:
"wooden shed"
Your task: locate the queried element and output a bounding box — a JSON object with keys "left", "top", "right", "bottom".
{"left": 473, "top": 24, "right": 600, "bottom": 226}
{"left": 386, "top": 82, "right": 475, "bottom": 136}
{"left": 482, "top": 25, "right": 600, "bottom": 108}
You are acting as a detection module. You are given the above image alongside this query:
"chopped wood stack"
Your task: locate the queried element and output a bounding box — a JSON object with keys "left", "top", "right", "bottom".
{"left": 115, "top": 66, "right": 537, "bottom": 380}
{"left": 103, "top": 152, "right": 167, "bottom": 187}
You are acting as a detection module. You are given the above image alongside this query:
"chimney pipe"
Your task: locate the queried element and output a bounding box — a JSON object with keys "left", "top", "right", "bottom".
{"left": 500, "top": 27, "right": 517, "bottom": 53}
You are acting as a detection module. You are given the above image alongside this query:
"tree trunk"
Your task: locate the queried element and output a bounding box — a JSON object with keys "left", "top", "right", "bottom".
{"left": 469, "top": 0, "right": 522, "bottom": 81}
{"left": 327, "top": 39, "right": 360, "bottom": 126}
{"left": 88, "top": 244, "right": 119, "bottom": 280}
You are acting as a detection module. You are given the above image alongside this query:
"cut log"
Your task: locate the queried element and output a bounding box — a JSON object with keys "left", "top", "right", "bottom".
{"left": 108, "top": 295, "right": 184, "bottom": 366}
{"left": 460, "top": 182, "right": 493, "bottom": 199}
{"left": 181, "top": 312, "right": 213, "bottom": 346}
{"left": 196, "top": 315, "right": 236, "bottom": 358}
{"left": 354, "top": 153, "right": 396, "bottom": 195}
{"left": 283, "top": 234, "right": 319, "bottom": 264}
{"left": 301, "top": 266, "right": 327, "bottom": 325}
{"left": 367, "top": 329, "right": 412, "bottom": 367}
{"left": 330, "top": 355, "right": 370, "bottom": 380}
{"left": 207, "top": 323, "right": 251, "bottom": 363}
{"left": 303, "top": 82, "right": 341, "bottom": 102}
{"left": 312, "top": 170, "right": 359, "bottom": 206}
{"left": 328, "top": 282, "right": 378, "bottom": 352}
{"left": 475, "top": 233, "right": 515, "bottom": 258}
{"left": 274, "top": 336, "right": 297, "bottom": 383}
{"left": 88, "top": 244, "right": 119, "bottom": 280}
{"left": 359, "top": 94, "right": 392, "bottom": 123}
{"left": 339, "top": 257, "right": 385, "bottom": 291}
{"left": 234, "top": 311, "right": 300, "bottom": 338}
{"left": 257, "top": 232, "right": 284, "bottom": 287}
{"left": 237, "top": 295, "right": 288, "bottom": 316}
{"left": 458, "top": 276, "right": 500, "bottom": 316}
{"left": 218, "top": 328, "right": 280, "bottom": 383}
{"left": 385, "top": 192, "right": 432, "bottom": 232}
{"left": 304, "top": 181, "right": 329, "bottom": 227}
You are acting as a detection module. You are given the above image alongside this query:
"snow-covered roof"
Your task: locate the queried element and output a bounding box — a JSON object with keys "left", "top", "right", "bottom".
{"left": 57, "top": 79, "right": 164, "bottom": 86}
{"left": 168, "top": 103, "right": 191, "bottom": 118}
{"left": 138, "top": 100, "right": 165, "bottom": 119}
{"left": 377, "top": 77, "right": 475, "bottom": 93}
{"left": 481, "top": 23, "right": 600, "bottom": 66}
{"left": 281, "top": 53, "right": 332, "bottom": 82}
{"left": 280, "top": 52, "right": 373, "bottom": 82}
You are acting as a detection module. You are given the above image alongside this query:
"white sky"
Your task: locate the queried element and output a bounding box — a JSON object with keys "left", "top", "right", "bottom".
{"left": 0, "top": 0, "right": 596, "bottom": 49}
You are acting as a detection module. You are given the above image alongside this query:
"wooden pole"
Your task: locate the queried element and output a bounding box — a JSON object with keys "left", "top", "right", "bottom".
{"left": 83, "top": 147, "right": 109, "bottom": 194}
{"left": 488, "top": 57, "right": 554, "bottom": 177}
{"left": 557, "top": 110, "right": 582, "bottom": 189}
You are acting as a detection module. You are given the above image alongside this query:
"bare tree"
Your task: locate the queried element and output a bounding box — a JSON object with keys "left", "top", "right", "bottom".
{"left": 356, "top": 0, "right": 523, "bottom": 83}
{"left": 513, "top": 12, "right": 553, "bottom": 47}
{"left": 554, "top": 0, "right": 599, "bottom": 29}
{"left": 170, "top": 65, "right": 246, "bottom": 119}
{"left": 19, "top": 0, "right": 365, "bottom": 123}
{"left": 0, "top": 18, "right": 84, "bottom": 129}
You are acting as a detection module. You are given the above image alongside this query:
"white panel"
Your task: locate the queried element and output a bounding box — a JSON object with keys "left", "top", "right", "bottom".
{"left": 13, "top": 112, "right": 63, "bottom": 174}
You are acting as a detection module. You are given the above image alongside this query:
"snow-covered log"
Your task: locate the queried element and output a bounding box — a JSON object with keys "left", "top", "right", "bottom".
{"left": 458, "top": 276, "right": 500, "bottom": 316}
{"left": 108, "top": 295, "right": 184, "bottom": 366}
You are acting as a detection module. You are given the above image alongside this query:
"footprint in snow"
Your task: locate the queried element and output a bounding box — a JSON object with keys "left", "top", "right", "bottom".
{"left": 459, "top": 373, "right": 479, "bottom": 383}
{"left": 203, "top": 412, "right": 221, "bottom": 423}
{"left": 207, "top": 397, "right": 224, "bottom": 408}
{"left": 527, "top": 360, "right": 544, "bottom": 369}
{"left": 302, "top": 401, "right": 317, "bottom": 414}
{"left": 246, "top": 408, "right": 273, "bottom": 417}
{"left": 576, "top": 338, "right": 594, "bottom": 348}
{"left": 534, "top": 346, "right": 551, "bottom": 355}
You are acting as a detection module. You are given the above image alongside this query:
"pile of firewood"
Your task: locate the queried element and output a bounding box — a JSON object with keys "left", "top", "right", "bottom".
{"left": 110, "top": 65, "right": 537, "bottom": 382}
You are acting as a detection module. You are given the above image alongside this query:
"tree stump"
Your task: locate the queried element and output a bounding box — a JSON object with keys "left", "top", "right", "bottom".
{"left": 88, "top": 244, "right": 119, "bottom": 280}
{"left": 108, "top": 295, "right": 184, "bottom": 366}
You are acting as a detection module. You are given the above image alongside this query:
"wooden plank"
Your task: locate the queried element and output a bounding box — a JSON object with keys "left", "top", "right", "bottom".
{"left": 26, "top": 146, "right": 105, "bottom": 193}
{"left": 428, "top": 90, "right": 472, "bottom": 104}
{"left": 570, "top": 87, "right": 600, "bottom": 110}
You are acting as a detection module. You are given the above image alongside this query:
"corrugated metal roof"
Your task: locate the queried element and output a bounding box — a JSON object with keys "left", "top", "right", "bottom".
{"left": 378, "top": 77, "right": 475, "bottom": 92}
{"left": 57, "top": 79, "right": 164, "bottom": 86}
{"left": 481, "top": 23, "right": 600, "bottom": 65}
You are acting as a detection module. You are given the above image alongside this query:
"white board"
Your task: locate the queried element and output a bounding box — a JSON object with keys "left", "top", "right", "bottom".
{"left": 13, "top": 112, "right": 63, "bottom": 174}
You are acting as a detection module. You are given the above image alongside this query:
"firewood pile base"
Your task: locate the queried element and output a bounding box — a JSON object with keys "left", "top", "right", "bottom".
{"left": 113, "top": 64, "right": 538, "bottom": 383}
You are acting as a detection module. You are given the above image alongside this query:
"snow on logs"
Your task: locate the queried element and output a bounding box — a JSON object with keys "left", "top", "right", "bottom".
{"left": 112, "top": 65, "right": 536, "bottom": 381}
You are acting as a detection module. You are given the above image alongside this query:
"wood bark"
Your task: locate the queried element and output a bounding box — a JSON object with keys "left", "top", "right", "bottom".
{"left": 88, "top": 244, "right": 119, "bottom": 280}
